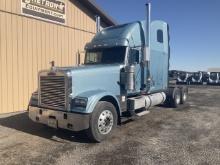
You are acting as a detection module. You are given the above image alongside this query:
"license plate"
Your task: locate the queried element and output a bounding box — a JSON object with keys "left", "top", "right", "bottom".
{"left": 48, "top": 118, "right": 57, "bottom": 128}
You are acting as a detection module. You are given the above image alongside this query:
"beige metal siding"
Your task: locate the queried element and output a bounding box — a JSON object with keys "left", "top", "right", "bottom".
{"left": 0, "top": 0, "right": 96, "bottom": 114}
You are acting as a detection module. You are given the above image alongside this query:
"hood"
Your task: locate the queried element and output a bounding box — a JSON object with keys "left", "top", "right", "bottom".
{"left": 58, "top": 64, "right": 122, "bottom": 98}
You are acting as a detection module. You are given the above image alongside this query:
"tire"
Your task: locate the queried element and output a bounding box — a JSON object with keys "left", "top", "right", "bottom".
{"left": 86, "top": 101, "right": 118, "bottom": 142}
{"left": 180, "top": 86, "right": 188, "bottom": 104}
{"left": 169, "top": 88, "right": 181, "bottom": 108}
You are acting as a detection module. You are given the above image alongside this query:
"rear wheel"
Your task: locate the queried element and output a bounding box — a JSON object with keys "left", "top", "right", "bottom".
{"left": 166, "top": 87, "right": 181, "bottom": 108}
{"left": 86, "top": 101, "right": 117, "bottom": 142}
{"left": 180, "top": 86, "right": 188, "bottom": 104}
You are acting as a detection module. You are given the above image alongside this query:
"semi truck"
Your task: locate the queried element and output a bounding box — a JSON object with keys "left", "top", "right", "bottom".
{"left": 201, "top": 72, "right": 209, "bottom": 84}
{"left": 176, "top": 71, "right": 191, "bottom": 85}
{"left": 169, "top": 70, "right": 179, "bottom": 80}
{"left": 190, "top": 72, "right": 203, "bottom": 84}
{"left": 28, "top": 3, "right": 188, "bottom": 142}
{"left": 189, "top": 71, "right": 209, "bottom": 85}
{"left": 219, "top": 73, "right": 220, "bottom": 85}
{"left": 207, "top": 72, "right": 219, "bottom": 85}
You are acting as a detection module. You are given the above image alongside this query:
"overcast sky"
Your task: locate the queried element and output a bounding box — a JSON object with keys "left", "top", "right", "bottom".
{"left": 95, "top": 0, "right": 220, "bottom": 71}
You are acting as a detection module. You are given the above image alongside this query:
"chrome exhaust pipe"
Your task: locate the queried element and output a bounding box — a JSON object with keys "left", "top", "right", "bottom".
{"left": 95, "top": 15, "right": 101, "bottom": 33}
{"left": 142, "top": 3, "right": 151, "bottom": 92}
{"left": 144, "top": 3, "right": 151, "bottom": 62}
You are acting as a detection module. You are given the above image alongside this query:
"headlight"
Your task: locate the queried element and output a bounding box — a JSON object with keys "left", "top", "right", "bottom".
{"left": 71, "top": 97, "right": 88, "bottom": 108}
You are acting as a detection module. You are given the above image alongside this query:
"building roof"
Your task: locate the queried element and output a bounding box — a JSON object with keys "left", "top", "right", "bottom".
{"left": 78, "top": 0, "right": 117, "bottom": 26}
{"left": 207, "top": 68, "right": 220, "bottom": 72}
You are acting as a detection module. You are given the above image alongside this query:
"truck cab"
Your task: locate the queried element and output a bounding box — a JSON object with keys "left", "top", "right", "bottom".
{"left": 28, "top": 4, "right": 188, "bottom": 142}
{"left": 208, "top": 72, "right": 219, "bottom": 85}
{"left": 176, "top": 71, "right": 191, "bottom": 85}
{"left": 190, "top": 71, "right": 203, "bottom": 84}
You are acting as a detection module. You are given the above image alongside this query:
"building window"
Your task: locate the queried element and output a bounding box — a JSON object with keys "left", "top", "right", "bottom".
{"left": 157, "top": 30, "right": 163, "bottom": 43}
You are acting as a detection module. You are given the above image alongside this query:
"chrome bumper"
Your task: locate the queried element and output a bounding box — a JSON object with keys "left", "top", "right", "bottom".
{"left": 28, "top": 106, "right": 90, "bottom": 131}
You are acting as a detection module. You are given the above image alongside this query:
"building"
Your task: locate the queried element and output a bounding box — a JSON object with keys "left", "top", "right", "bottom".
{"left": 207, "top": 68, "right": 220, "bottom": 72}
{"left": 0, "top": 0, "right": 116, "bottom": 114}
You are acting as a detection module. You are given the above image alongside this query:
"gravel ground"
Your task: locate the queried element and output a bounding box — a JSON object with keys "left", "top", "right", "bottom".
{"left": 0, "top": 86, "right": 220, "bottom": 165}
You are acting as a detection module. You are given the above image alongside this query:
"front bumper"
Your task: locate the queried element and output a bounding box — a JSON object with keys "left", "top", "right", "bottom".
{"left": 29, "top": 106, "right": 90, "bottom": 131}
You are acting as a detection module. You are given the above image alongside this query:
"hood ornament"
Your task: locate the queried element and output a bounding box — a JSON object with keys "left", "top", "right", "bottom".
{"left": 50, "top": 61, "right": 56, "bottom": 72}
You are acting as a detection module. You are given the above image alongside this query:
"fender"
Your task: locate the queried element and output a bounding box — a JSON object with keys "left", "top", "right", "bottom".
{"left": 71, "top": 89, "right": 121, "bottom": 114}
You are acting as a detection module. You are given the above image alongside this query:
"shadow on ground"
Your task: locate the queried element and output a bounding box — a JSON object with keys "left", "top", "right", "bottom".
{"left": 158, "top": 103, "right": 190, "bottom": 111}
{"left": 0, "top": 112, "right": 91, "bottom": 143}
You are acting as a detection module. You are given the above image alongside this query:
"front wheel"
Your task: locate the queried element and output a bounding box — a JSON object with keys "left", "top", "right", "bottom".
{"left": 86, "top": 101, "right": 118, "bottom": 142}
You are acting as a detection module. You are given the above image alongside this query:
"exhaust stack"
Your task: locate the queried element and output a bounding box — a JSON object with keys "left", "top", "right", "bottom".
{"left": 96, "top": 15, "right": 101, "bottom": 33}
{"left": 141, "top": 3, "right": 151, "bottom": 92}
{"left": 144, "top": 3, "right": 151, "bottom": 61}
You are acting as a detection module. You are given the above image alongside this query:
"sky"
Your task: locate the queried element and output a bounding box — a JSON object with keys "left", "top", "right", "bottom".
{"left": 95, "top": 0, "right": 220, "bottom": 71}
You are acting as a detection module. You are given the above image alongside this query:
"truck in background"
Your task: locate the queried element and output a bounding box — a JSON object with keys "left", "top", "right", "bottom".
{"left": 28, "top": 3, "right": 188, "bottom": 142}
{"left": 201, "top": 72, "right": 209, "bottom": 84}
{"left": 189, "top": 71, "right": 209, "bottom": 85}
{"left": 169, "top": 70, "right": 179, "bottom": 80}
{"left": 176, "top": 71, "right": 191, "bottom": 85}
{"left": 169, "top": 70, "right": 212, "bottom": 86}
{"left": 207, "top": 72, "right": 219, "bottom": 85}
{"left": 219, "top": 73, "right": 220, "bottom": 85}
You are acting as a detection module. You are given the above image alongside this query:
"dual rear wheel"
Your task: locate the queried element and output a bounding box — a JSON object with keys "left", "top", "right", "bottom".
{"left": 166, "top": 86, "right": 188, "bottom": 108}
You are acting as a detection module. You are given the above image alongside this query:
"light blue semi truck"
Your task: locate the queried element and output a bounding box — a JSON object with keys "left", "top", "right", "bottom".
{"left": 28, "top": 3, "right": 188, "bottom": 142}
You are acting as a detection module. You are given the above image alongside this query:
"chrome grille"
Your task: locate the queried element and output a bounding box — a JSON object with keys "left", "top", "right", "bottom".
{"left": 39, "top": 75, "right": 67, "bottom": 110}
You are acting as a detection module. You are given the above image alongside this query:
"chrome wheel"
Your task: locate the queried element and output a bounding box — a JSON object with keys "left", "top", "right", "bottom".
{"left": 176, "top": 94, "right": 181, "bottom": 105}
{"left": 98, "top": 110, "right": 114, "bottom": 135}
{"left": 183, "top": 93, "right": 187, "bottom": 101}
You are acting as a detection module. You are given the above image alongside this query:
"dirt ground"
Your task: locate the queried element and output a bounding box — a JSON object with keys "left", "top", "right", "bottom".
{"left": 0, "top": 86, "right": 220, "bottom": 165}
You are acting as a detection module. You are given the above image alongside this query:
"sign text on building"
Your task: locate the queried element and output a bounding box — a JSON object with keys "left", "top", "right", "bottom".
{"left": 21, "top": 0, "right": 66, "bottom": 24}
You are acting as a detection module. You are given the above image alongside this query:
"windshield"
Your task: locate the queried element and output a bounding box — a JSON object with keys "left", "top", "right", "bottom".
{"left": 210, "top": 72, "right": 218, "bottom": 79}
{"left": 179, "top": 73, "right": 187, "bottom": 79}
{"left": 210, "top": 73, "right": 217, "bottom": 76}
{"left": 85, "top": 47, "right": 126, "bottom": 65}
{"left": 194, "top": 73, "right": 200, "bottom": 77}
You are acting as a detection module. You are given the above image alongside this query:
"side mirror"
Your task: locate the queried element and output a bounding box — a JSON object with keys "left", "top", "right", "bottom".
{"left": 129, "top": 49, "right": 139, "bottom": 64}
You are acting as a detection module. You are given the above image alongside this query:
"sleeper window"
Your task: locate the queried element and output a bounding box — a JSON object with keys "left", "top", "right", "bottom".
{"left": 157, "top": 30, "right": 163, "bottom": 43}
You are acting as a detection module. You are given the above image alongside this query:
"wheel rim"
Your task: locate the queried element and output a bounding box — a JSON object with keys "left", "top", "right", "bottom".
{"left": 98, "top": 110, "right": 114, "bottom": 135}
{"left": 176, "top": 94, "right": 181, "bottom": 104}
{"left": 183, "top": 93, "right": 187, "bottom": 101}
